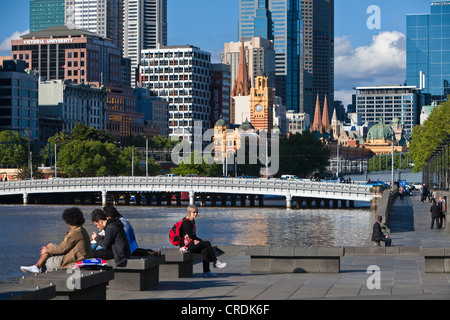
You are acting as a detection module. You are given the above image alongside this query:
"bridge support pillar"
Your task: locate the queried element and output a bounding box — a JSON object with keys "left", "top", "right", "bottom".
{"left": 240, "top": 195, "right": 246, "bottom": 207}
{"left": 349, "top": 200, "right": 355, "bottom": 208}
{"left": 220, "top": 195, "right": 227, "bottom": 206}
{"left": 23, "top": 192, "right": 28, "bottom": 205}
{"left": 285, "top": 194, "right": 292, "bottom": 209}
{"left": 258, "top": 195, "right": 264, "bottom": 207}
{"left": 101, "top": 190, "right": 107, "bottom": 206}
{"left": 248, "top": 195, "right": 255, "bottom": 207}
{"left": 189, "top": 191, "right": 195, "bottom": 205}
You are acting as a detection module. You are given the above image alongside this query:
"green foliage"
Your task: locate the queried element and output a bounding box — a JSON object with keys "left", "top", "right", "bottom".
{"left": 278, "top": 132, "right": 330, "bottom": 177}
{"left": 410, "top": 101, "right": 450, "bottom": 172}
{"left": 171, "top": 151, "right": 222, "bottom": 177}
{"left": 368, "top": 152, "right": 411, "bottom": 172}
{"left": 0, "top": 130, "right": 29, "bottom": 167}
{"left": 46, "top": 123, "right": 162, "bottom": 177}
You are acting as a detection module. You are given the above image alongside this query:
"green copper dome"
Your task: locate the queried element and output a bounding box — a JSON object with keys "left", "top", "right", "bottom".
{"left": 367, "top": 118, "right": 393, "bottom": 140}
{"left": 239, "top": 119, "right": 254, "bottom": 131}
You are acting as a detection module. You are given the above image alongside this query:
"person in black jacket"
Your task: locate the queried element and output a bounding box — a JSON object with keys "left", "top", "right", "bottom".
{"left": 371, "top": 216, "right": 392, "bottom": 246}
{"left": 91, "top": 209, "right": 131, "bottom": 267}
{"left": 430, "top": 199, "right": 441, "bottom": 229}
{"left": 180, "top": 205, "right": 226, "bottom": 277}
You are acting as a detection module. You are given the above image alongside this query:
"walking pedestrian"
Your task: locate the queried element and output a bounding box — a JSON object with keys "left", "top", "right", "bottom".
{"left": 398, "top": 186, "right": 405, "bottom": 200}
{"left": 180, "top": 205, "right": 226, "bottom": 277}
{"left": 438, "top": 197, "right": 446, "bottom": 229}
{"left": 430, "top": 199, "right": 441, "bottom": 229}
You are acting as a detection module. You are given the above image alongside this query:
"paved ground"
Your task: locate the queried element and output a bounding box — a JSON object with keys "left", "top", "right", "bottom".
{"left": 107, "top": 192, "right": 450, "bottom": 301}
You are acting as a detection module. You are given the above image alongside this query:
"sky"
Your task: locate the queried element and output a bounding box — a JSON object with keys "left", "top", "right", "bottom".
{"left": 0, "top": 0, "right": 435, "bottom": 106}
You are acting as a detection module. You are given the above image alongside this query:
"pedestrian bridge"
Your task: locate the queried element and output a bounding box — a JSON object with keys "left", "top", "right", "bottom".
{"left": 0, "top": 176, "right": 373, "bottom": 208}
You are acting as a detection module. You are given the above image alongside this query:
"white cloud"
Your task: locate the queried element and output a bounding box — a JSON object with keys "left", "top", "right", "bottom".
{"left": 0, "top": 29, "right": 29, "bottom": 54}
{"left": 334, "top": 31, "right": 407, "bottom": 106}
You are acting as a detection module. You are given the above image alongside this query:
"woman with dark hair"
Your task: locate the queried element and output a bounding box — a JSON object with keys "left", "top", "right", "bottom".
{"left": 20, "top": 207, "right": 93, "bottom": 274}
{"left": 91, "top": 207, "right": 130, "bottom": 267}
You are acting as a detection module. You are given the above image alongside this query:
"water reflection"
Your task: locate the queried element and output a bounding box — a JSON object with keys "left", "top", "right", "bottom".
{"left": 0, "top": 204, "right": 372, "bottom": 283}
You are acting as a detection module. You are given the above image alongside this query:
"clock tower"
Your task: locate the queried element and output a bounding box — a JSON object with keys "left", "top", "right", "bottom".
{"left": 250, "top": 75, "right": 274, "bottom": 133}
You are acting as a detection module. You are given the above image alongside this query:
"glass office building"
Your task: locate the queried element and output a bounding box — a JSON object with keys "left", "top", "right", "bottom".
{"left": 238, "top": 0, "right": 334, "bottom": 118}
{"left": 407, "top": 1, "right": 450, "bottom": 101}
{"left": 30, "top": 0, "right": 65, "bottom": 33}
{"left": 239, "top": 0, "right": 301, "bottom": 113}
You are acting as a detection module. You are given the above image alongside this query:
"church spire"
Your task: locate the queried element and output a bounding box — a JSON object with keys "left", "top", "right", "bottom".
{"left": 322, "top": 96, "right": 330, "bottom": 133}
{"left": 310, "top": 95, "right": 323, "bottom": 133}
{"left": 232, "top": 38, "right": 250, "bottom": 97}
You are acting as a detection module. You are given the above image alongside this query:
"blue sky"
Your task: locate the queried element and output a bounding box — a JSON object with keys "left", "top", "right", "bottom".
{"left": 0, "top": 0, "right": 435, "bottom": 105}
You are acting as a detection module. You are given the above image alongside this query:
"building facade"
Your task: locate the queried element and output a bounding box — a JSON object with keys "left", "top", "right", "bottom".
{"left": 0, "top": 60, "right": 39, "bottom": 140}
{"left": 30, "top": 0, "right": 65, "bottom": 33}
{"left": 134, "top": 87, "right": 169, "bottom": 137}
{"left": 407, "top": 1, "right": 450, "bottom": 101}
{"left": 39, "top": 79, "right": 107, "bottom": 135}
{"left": 65, "top": 0, "right": 124, "bottom": 50}
{"left": 11, "top": 26, "right": 123, "bottom": 87}
{"left": 123, "top": 0, "right": 167, "bottom": 87}
{"left": 354, "top": 85, "right": 422, "bottom": 139}
{"left": 140, "top": 45, "right": 211, "bottom": 143}
{"left": 301, "top": 0, "right": 334, "bottom": 118}
{"left": 210, "top": 63, "right": 231, "bottom": 127}
{"left": 222, "top": 36, "right": 275, "bottom": 90}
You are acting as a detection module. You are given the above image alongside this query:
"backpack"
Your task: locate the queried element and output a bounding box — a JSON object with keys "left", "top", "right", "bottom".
{"left": 169, "top": 218, "right": 186, "bottom": 246}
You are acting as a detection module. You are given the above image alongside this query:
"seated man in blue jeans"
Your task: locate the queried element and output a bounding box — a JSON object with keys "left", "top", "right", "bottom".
{"left": 371, "top": 216, "right": 392, "bottom": 246}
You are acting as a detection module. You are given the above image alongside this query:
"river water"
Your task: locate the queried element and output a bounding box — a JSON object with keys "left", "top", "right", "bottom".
{"left": 0, "top": 203, "right": 373, "bottom": 283}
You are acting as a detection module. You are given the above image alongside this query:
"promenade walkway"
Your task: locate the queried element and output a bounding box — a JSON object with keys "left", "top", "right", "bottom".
{"left": 107, "top": 193, "right": 450, "bottom": 300}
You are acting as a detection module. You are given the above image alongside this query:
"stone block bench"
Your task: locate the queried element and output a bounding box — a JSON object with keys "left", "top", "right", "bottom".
{"left": 20, "top": 269, "right": 114, "bottom": 300}
{"left": 247, "top": 246, "right": 343, "bottom": 273}
{"left": 159, "top": 249, "right": 193, "bottom": 279}
{"left": 106, "top": 256, "right": 165, "bottom": 291}
{"left": 421, "top": 248, "right": 450, "bottom": 273}
{"left": 0, "top": 284, "right": 56, "bottom": 300}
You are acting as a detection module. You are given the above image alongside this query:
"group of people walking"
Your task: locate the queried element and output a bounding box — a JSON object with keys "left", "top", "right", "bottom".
{"left": 20, "top": 205, "right": 226, "bottom": 278}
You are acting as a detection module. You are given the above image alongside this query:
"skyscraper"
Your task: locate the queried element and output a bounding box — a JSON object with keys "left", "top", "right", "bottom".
{"left": 30, "top": 0, "right": 65, "bottom": 33}
{"left": 301, "top": 0, "right": 334, "bottom": 120}
{"left": 407, "top": 1, "right": 450, "bottom": 101}
{"left": 65, "top": 0, "right": 124, "bottom": 50}
{"left": 123, "top": 0, "right": 167, "bottom": 87}
{"left": 238, "top": 0, "right": 301, "bottom": 113}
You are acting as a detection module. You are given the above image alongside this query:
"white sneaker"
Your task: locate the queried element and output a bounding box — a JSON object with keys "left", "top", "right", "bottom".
{"left": 213, "top": 260, "right": 227, "bottom": 269}
{"left": 203, "top": 271, "right": 217, "bottom": 278}
{"left": 20, "top": 265, "right": 40, "bottom": 274}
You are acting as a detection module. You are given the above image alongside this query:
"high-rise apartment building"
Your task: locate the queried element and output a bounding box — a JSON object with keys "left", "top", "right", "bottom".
{"left": 301, "top": 0, "right": 334, "bottom": 119}
{"left": 30, "top": 0, "right": 65, "bottom": 33}
{"left": 407, "top": 1, "right": 450, "bottom": 101}
{"left": 65, "top": 0, "right": 124, "bottom": 50}
{"left": 124, "top": 0, "right": 167, "bottom": 87}
{"left": 140, "top": 45, "right": 211, "bottom": 143}
{"left": 238, "top": 0, "right": 301, "bottom": 113}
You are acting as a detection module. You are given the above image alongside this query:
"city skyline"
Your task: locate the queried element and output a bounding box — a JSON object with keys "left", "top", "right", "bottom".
{"left": 0, "top": 0, "right": 434, "bottom": 106}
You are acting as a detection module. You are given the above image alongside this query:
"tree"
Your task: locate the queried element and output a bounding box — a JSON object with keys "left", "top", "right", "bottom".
{"left": 0, "top": 130, "right": 29, "bottom": 167}
{"left": 57, "top": 140, "right": 122, "bottom": 177}
{"left": 410, "top": 101, "right": 450, "bottom": 172}
{"left": 278, "top": 132, "right": 330, "bottom": 177}
{"left": 171, "top": 151, "right": 222, "bottom": 177}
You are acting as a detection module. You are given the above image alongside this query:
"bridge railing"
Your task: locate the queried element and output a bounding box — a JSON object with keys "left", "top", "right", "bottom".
{"left": 0, "top": 176, "right": 371, "bottom": 193}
